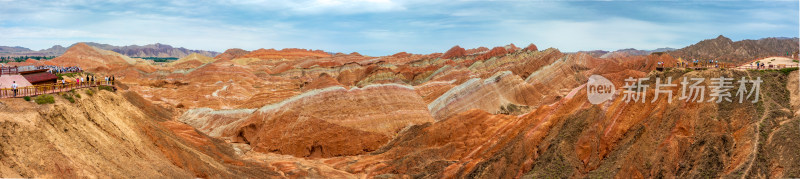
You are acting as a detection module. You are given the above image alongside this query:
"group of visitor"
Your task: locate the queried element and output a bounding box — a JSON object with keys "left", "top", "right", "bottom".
{"left": 64, "top": 74, "right": 116, "bottom": 88}
{"left": 684, "top": 59, "right": 721, "bottom": 68}
{"left": 39, "top": 65, "right": 82, "bottom": 74}
{"left": 752, "top": 61, "right": 768, "bottom": 69}
{"left": 104, "top": 76, "right": 116, "bottom": 85}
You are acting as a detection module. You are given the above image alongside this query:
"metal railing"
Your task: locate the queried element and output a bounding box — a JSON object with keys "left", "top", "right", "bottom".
{"left": 0, "top": 80, "right": 114, "bottom": 98}
{"left": 1, "top": 66, "right": 19, "bottom": 75}
{"left": 662, "top": 64, "right": 798, "bottom": 70}
{"left": 734, "top": 64, "right": 799, "bottom": 70}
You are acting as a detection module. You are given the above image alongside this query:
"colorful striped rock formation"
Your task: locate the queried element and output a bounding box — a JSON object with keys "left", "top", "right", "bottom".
{"left": 179, "top": 84, "right": 435, "bottom": 158}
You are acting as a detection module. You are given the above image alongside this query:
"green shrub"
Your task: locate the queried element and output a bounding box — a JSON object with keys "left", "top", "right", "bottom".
{"left": 23, "top": 96, "right": 31, "bottom": 101}
{"left": 778, "top": 67, "right": 798, "bottom": 75}
{"left": 74, "top": 93, "right": 81, "bottom": 99}
{"left": 57, "top": 72, "right": 79, "bottom": 79}
{"left": 98, "top": 85, "right": 114, "bottom": 92}
{"left": 61, "top": 93, "right": 75, "bottom": 103}
{"left": 85, "top": 89, "right": 94, "bottom": 96}
{"left": 34, "top": 94, "right": 55, "bottom": 104}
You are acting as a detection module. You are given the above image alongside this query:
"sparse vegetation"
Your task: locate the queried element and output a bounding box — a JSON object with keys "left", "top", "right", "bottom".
{"left": 98, "top": 85, "right": 114, "bottom": 92}
{"left": 778, "top": 67, "right": 798, "bottom": 75}
{"left": 23, "top": 96, "right": 30, "bottom": 101}
{"left": 61, "top": 93, "right": 75, "bottom": 103}
{"left": 0, "top": 56, "right": 56, "bottom": 63}
{"left": 85, "top": 89, "right": 94, "bottom": 96}
{"left": 139, "top": 57, "right": 178, "bottom": 62}
{"left": 498, "top": 103, "right": 529, "bottom": 115}
{"left": 34, "top": 94, "right": 55, "bottom": 104}
{"left": 57, "top": 72, "right": 80, "bottom": 78}
{"left": 56, "top": 72, "right": 91, "bottom": 80}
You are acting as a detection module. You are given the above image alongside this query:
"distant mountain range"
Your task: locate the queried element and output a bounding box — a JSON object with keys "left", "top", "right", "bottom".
{"left": 575, "top": 47, "right": 677, "bottom": 58}
{"left": 570, "top": 35, "right": 798, "bottom": 64}
{"left": 668, "top": 35, "right": 799, "bottom": 64}
{"left": 2, "top": 35, "right": 797, "bottom": 63}
{"left": 0, "top": 45, "right": 67, "bottom": 57}
{"left": 0, "top": 43, "right": 219, "bottom": 58}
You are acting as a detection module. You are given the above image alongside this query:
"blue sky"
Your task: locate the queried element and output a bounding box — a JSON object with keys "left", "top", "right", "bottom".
{"left": 0, "top": 0, "right": 797, "bottom": 56}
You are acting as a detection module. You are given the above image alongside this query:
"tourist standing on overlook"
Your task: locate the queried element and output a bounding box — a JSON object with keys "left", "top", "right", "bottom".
{"left": 11, "top": 81, "right": 17, "bottom": 97}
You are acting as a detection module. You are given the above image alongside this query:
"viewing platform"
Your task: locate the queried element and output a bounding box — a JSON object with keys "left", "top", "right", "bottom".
{"left": 0, "top": 80, "right": 115, "bottom": 98}
{"left": 0, "top": 65, "right": 94, "bottom": 98}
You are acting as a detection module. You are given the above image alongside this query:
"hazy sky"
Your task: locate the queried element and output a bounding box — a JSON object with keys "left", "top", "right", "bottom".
{"left": 0, "top": 0, "right": 798, "bottom": 56}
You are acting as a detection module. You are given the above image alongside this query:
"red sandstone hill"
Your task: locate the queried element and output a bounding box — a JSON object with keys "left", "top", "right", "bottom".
{"left": 241, "top": 48, "right": 331, "bottom": 60}
{"left": 213, "top": 48, "right": 250, "bottom": 61}
{"left": 440, "top": 45, "right": 467, "bottom": 59}
{"left": 504, "top": 43, "right": 521, "bottom": 51}
{"left": 48, "top": 43, "right": 142, "bottom": 72}
{"left": 477, "top": 46, "right": 510, "bottom": 61}
{"left": 466, "top": 46, "right": 490, "bottom": 55}
{"left": 525, "top": 43, "right": 538, "bottom": 51}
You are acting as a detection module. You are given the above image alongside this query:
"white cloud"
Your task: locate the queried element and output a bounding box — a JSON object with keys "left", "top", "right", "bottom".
{"left": 0, "top": 0, "right": 797, "bottom": 55}
{"left": 499, "top": 18, "right": 691, "bottom": 52}
{"left": 224, "top": 0, "right": 406, "bottom": 15}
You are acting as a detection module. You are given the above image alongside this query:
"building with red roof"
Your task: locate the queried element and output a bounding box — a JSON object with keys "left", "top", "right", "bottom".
{"left": 20, "top": 69, "right": 58, "bottom": 85}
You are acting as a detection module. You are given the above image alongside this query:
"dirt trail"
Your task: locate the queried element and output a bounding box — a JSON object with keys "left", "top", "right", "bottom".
{"left": 789, "top": 71, "right": 799, "bottom": 115}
